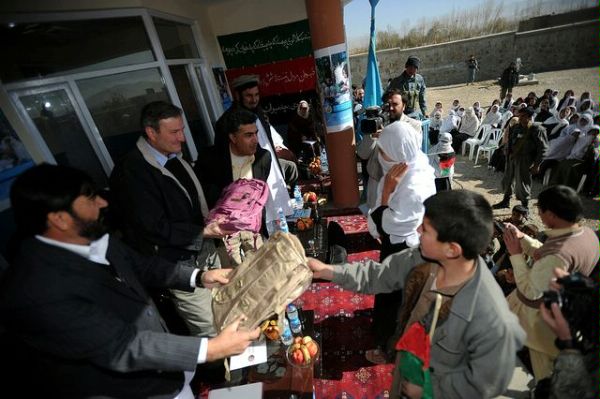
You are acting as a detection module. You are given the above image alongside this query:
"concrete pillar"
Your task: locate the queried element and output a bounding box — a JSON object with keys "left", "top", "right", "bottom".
{"left": 306, "top": 0, "right": 360, "bottom": 208}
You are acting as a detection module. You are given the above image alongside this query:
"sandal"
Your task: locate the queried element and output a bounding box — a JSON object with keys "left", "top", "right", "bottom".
{"left": 365, "top": 348, "right": 389, "bottom": 365}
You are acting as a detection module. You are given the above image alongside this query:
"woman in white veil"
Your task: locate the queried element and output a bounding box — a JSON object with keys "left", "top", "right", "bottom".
{"left": 365, "top": 120, "right": 436, "bottom": 364}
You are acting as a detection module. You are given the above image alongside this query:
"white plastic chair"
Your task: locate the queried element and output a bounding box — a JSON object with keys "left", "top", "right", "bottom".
{"left": 462, "top": 124, "right": 491, "bottom": 160}
{"left": 475, "top": 128, "right": 503, "bottom": 164}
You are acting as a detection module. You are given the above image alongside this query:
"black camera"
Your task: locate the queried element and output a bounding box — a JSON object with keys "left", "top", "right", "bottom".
{"left": 542, "top": 273, "right": 596, "bottom": 332}
{"left": 360, "top": 106, "right": 384, "bottom": 135}
{"left": 493, "top": 220, "right": 506, "bottom": 234}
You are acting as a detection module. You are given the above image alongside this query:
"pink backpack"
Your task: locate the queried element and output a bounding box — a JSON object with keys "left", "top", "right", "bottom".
{"left": 205, "top": 178, "right": 269, "bottom": 233}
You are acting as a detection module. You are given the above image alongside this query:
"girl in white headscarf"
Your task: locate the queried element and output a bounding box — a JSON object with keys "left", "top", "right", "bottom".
{"left": 561, "top": 113, "right": 593, "bottom": 139}
{"left": 365, "top": 120, "right": 436, "bottom": 365}
{"left": 453, "top": 106, "right": 481, "bottom": 152}
{"left": 543, "top": 108, "right": 571, "bottom": 140}
{"left": 427, "top": 110, "right": 443, "bottom": 145}
{"left": 368, "top": 121, "right": 436, "bottom": 258}
{"left": 482, "top": 104, "right": 502, "bottom": 126}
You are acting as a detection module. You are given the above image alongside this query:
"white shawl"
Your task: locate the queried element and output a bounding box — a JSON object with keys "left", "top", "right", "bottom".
{"left": 368, "top": 121, "right": 436, "bottom": 247}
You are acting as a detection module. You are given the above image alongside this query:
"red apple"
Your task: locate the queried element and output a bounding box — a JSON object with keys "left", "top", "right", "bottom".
{"left": 292, "top": 349, "right": 304, "bottom": 365}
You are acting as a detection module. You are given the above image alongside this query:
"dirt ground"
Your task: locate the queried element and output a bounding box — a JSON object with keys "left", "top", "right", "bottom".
{"left": 426, "top": 66, "right": 599, "bottom": 230}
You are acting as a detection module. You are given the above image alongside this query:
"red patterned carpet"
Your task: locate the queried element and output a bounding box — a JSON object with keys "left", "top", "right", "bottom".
{"left": 295, "top": 250, "right": 393, "bottom": 399}
{"left": 326, "top": 215, "right": 369, "bottom": 235}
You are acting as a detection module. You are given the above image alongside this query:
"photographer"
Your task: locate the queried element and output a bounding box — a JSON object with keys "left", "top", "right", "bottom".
{"left": 536, "top": 268, "right": 598, "bottom": 399}
{"left": 357, "top": 89, "right": 422, "bottom": 210}
{"left": 502, "top": 185, "right": 599, "bottom": 381}
{"left": 356, "top": 105, "right": 385, "bottom": 209}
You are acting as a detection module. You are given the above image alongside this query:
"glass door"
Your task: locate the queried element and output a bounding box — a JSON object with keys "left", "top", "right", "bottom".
{"left": 11, "top": 84, "right": 111, "bottom": 187}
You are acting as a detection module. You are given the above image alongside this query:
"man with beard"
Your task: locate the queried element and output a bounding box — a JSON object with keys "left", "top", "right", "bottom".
{"left": 357, "top": 89, "right": 422, "bottom": 210}
{"left": 217, "top": 75, "right": 295, "bottom": 226}
{"left": 110, "top": 101, "right": 229, "bottom": 337}
{"left": 0, "top": 164, "right": 260, "bottom": 398}
{"left": 385, "top": 88, "right": 423, "bottom": 146}
{"left": 307, "top": 190, "right": 525, "bottom": 399}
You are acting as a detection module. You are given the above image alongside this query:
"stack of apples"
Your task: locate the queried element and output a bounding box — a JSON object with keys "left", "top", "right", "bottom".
{"left": 288, "top": 335, "right": 319, "bottom": 366}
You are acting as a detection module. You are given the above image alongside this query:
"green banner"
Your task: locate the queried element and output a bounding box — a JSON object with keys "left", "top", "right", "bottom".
{"left": 218, "top": 19, "right": 312, "bottom": 68}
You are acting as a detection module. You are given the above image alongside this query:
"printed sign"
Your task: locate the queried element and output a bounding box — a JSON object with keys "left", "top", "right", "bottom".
{"left": 225, "top": 56, "right": 317, "bottom": 97}
{"left": 314, "top": 44, "right": 353, "bottom": 133}
{"left": 218, "top": 20, "right": 312, "bottom": 68}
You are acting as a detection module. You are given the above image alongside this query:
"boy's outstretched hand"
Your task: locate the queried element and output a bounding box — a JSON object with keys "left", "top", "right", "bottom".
{"left": 307, "top": 258, "right": 334, "bottom": 281}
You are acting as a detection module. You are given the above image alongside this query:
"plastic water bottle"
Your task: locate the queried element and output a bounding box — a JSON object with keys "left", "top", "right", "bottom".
{"left": 281, "top": 318, "right": 294, "bottom": 346}
{"left": 276, "top": 207, "right": 289, "bottom": 233}
{"left": 320, "top": 147, "right": 329, "bottom": 174}
{"left": 293, "top": 185, "right": 303, "bottom": 209}
{"left": 286, "top": 304, "right": 302, "bottom": 334}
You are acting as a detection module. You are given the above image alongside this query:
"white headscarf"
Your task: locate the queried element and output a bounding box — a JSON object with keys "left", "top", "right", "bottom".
{"left": 429, "top": 111, "right": 443, "bottom": 130}
{"left": 482, "top": 105, "right": 502, "bottom": 126}
{"left": 428, "top": 132, "right": 454, "bottom": 155}
{"left": 368, "top": 121, "right": 436, "bottom": 247}
{"left": 576, "top": 113, "right": 594, "bottom": 136}
{"left": 297, "top": 100, "right": 310, "bottom": 119}
{"left": 458, "top": 107, "right": 480, "bottom": 137}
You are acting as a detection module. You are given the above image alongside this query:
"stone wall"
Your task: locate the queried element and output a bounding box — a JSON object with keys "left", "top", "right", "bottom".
{"left": 349, "top": 19, "right": 599, "bottom": 88}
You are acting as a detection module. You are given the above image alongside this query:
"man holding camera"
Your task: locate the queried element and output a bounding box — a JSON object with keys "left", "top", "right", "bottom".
{"left": 356, "top": 89, "right": 423, "bottom": 209}
{"left": 502, "top": 185, "right": 599, "bottom": 381}
{"left": 538, "top": 268, "right": 598, "bottom": 398}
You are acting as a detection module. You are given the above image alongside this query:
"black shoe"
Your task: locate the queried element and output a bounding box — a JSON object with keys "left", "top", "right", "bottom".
{"left": 492, "top": 200, "right": 510, "bottom": 209}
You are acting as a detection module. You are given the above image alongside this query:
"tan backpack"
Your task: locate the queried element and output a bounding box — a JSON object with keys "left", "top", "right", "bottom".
{"left": 212, "top": 231, "right": 313, "bottom": 332}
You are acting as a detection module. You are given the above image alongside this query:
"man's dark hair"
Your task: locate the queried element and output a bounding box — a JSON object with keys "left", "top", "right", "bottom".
{"left": 424, "top": 190, "right": 493, "bottom": 260}
{"left": 537, "top": 185, "right": 583, "bottom": 223}
{"left": 382, "top": 88, "right": 409, "bottom": 105}
{"left": 10, "top": 163, "right": 97, "bottom": 237}
{"left": 140, "top": 101, "right": 183, "bottom": 137}
{"left": 214, "top": 109, "right": 258, "bottom": 149}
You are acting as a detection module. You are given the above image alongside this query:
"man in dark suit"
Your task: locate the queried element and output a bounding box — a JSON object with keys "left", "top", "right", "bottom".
{"left": 195, "top": 108, "right": 271, "bottom": 264}
{"left": 0, "top": 164, "right": 259, "bottom": 398}
{"left": 110, "top": 101, "right": 231, "bottom": 337}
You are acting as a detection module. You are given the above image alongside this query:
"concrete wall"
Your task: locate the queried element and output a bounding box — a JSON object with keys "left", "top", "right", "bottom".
{"left": 349, "top": 19, "right": 599, "bottom": 88}
{"left": 518, "top": 6, "right": 598, "bottom": 31}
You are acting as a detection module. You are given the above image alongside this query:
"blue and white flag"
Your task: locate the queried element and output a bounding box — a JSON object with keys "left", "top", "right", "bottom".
{"left": 363, "top": 0, "right": 383, "bottom": 108}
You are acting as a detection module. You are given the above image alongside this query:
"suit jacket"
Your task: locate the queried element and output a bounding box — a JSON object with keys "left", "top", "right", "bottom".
{"left": 0, "top": 237, "right": 200, "bottom": 398}
{"left": 194, "top": 145, "right": 271, "bottom": 209}
{"left": 110, "top": 137, "right": 211, "bottom": 264}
